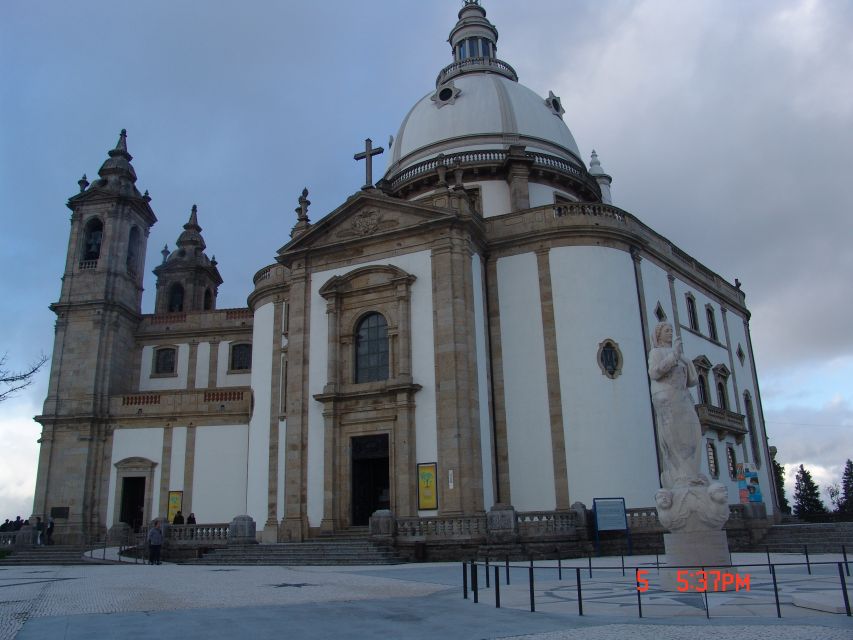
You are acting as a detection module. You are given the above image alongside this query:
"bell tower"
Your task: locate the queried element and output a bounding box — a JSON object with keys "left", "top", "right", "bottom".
{"left": 33, "top": 130, "right": 157, "bottom": 543}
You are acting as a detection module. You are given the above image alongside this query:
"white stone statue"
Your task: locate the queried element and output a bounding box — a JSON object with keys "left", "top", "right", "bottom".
{"left": 648, "top": 322, "right": 705, "bottom": 488}
{"left": 648, "top": 322, "right": 729, "bottom": 532}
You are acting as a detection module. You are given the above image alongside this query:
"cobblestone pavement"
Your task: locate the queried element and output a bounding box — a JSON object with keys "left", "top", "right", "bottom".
{"left": 1, "top": 555, "right": 850, "bottom": 639}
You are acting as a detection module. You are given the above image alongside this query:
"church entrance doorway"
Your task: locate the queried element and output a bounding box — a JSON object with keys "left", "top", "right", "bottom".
{"left": 120, "top": 476, "right": 146, "bottom": 532}
{"left": 351, "top": 434, "right": 390, "bottom": 526}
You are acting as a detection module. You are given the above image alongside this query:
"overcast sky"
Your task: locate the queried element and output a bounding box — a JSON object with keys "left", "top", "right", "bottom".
{"left": 1, "top": 0, "right": 851, "bottom": 520}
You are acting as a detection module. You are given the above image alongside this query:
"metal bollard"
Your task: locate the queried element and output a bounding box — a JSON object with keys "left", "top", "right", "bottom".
{"left": 621, "top": 554, "right": 625, "bottom": 577}
{"left": 506, "top": 556, "right": 510, "bottom": 585}
{"left": 486, "top": 556, "right": 490, "bottom": 588}
{"left": 844, "top": 544, "right": 850, "bottom": 578}
{"left": 771, "top": 565, "right": 782, "bottom": 618}
{"left": 839, "top": 563, "right": 851, "bottom": 617}
{"left": 655, "top": 553, "right": 660, "bottom": 574}
{"left": 494, "top": 566, "right": 501, "bottom": 608}
{"left": 804, "top": 545, "right": 811, "bottom": 575}
{"left": 558, "top": 557, "right": 562, "bottom": 581}
{"left": 766, "top": 545, "right": 772, "bottom": 574}
{"left": 576, "top": 567, "right": 583, "bottom": 616}
{"left": 529, "top": 565, "right": 535, "bottom": 612}
{"left": 472, "top": 560, "right": 478, "bottom": 604}
{"left": 588, "top": 553, "right": 592, "bottom": 578}
{"left": 635, "top": 570, "right": 643, "bottom": 618}
{"left": 463, "top": 562, "right": 468, "bottom": 600}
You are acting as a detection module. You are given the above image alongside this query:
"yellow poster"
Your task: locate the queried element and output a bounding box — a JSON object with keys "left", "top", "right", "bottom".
{"left": 167, "top": 491, "right": 183, "bottom": 523}
{"left": 418, "top": 463, "right": 438, "bottom": 510}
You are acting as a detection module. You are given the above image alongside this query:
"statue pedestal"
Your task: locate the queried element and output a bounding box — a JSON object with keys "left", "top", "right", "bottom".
{"left": 660, "top": 530, "right": 737, "bottom": 591}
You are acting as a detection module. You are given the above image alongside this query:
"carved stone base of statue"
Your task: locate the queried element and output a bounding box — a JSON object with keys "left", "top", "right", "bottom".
{"left": 660, "top": 530, "right": 738, "bottom": 591}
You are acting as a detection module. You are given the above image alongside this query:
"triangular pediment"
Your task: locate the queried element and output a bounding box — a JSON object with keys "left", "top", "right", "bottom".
{"left": 277, "top": 190, "right": 461, "bottom": 256}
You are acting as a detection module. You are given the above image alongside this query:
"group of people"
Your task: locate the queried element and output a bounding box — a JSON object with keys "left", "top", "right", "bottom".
{"left": 1, "top": 516, "right": 55, "bottom": 544}
{"left": 145, "top": 511, "right": 199, "bottom": 564}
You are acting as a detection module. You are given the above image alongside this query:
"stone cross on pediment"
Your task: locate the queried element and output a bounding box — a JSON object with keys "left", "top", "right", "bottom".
{"left": 354, "top": 138, "right": 384, "bottom": 190}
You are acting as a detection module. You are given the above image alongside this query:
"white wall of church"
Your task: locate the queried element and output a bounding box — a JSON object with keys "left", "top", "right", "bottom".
{"left": 474, "top": 181, "right": 511, "bottom": 218}
{"left": 195, "top": 342, "right": 210, "bottom": 388}
{"left": 169, "top": 427, "right": 187, "bottom": 491}
{"left": 106, "top": 427, "right": 164, "bottom": 526}
{"left": 549, "top": 246, "right": 660, "bottom": 507}
{"left": 471, "top": 253, "right": 494, "bottom": 510}
{"left": 139, "top": 344, "right": 189, "bottom": 391}
{"left": 497, "top": 252, "right": 556, "bottom": 511}
{"left": 307, "top": 250, "right": 437, "bottom": 526}
{"left": 192, "top": 425, "right": 248, "bottom": 522}
{"left": 217, "top": 341, "right": 252, "bottom": 388}
{"left": 246, "top": 303, "right": 274, "bottom": 524}
{"left": 527, "top": 183, "right": 577, "bottom": 208}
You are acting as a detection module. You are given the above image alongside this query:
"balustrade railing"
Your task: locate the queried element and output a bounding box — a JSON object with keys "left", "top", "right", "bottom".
{"left": 78, "top": 260, "right": 98, "bottom": 270}
{"left": 166, "top": 523, "right": 230, "bottom": 543}
{"left": 0, "top": 532, "right": 16, "bottom": 546}
{"left": 436, "top": 56, "right": 518, "bottom": 85}
{"left": 396, "top": 515, "right": 487, "bottom": 539}
{"left": 517, "top": 511, "right": 580, "bottom": 536}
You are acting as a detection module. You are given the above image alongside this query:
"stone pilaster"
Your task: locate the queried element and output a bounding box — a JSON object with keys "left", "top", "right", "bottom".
{"left": 535, "top": 249, "right": 569, "bottom": 510}
{"left": 484, "top": 256, "right": 510, "bottom": 505}
{"left": 158, "top": 426, "right": 173, "bottom": 518}
{"left": 505, "top": 145, "right": 533, "bottom": 212}
{"left": 208, "top": 339, "right": 220, "bottom": 388}
{"left": 182, "top": 425, "right": 196, "bottom": 516}
{"left": 265, "top": 301, "right": 285, "bottom": 537}
{"left": 187, "top": 340, "right": 198, "bottom": 389}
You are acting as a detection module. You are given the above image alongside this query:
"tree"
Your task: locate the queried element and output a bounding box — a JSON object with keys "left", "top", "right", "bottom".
{"left": 793, "top": 464, "right": 826, "bottom": 517}
{"left": 772, "top": 457, "right": 790, "bottom": 514}
{"left": 827, "top": 483, "right": 842, "bottom": 512}
{"left": 0, "top": 352, "right": 48, "bottom": 403}
{"left": 839, "top": 459, "right": 853, "bottom": 514}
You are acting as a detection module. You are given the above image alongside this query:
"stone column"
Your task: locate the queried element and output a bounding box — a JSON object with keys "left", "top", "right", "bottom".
{"left": 504, "top": 145, "right": 533, "bottom": 212}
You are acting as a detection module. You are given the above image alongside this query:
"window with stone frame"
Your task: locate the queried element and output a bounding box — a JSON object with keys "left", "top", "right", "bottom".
{"left": 153, "top": 347, "right": 177, "bottom": 376}
{"left": 168, "top": 282, "right": 184, "bottom": 313}
{"left": 229, "top": 343, "right": 252, "bottom": 372}
{"left": 355, "top": 312, "right": 389, "bottom": 383}
{"left": 744, "top": 391, "right": 761, "bottom": 467}
{"left": 686, "top": 293, "right": 699, "bottom": 332}
{"left": 726, "top": 445, "right": 737, "bottom": 480}
{"left": 693, "top": 356, "right": 712, "bottom": 405}
{"left": 706, "top": 305, "right": 719, "bottom": 342}
{"left": 706, "top": 439, "right": 719, "bottom": 478}
{"left": 597, "top": 339, "right": 623, "bottom": 379}
{"left": 713, "top": 364, "right": 731, "bottom": 411}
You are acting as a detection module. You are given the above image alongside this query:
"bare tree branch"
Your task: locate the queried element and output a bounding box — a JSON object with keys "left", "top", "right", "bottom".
{"left": 0, "top": 352, "right": 49, "bottom": 403}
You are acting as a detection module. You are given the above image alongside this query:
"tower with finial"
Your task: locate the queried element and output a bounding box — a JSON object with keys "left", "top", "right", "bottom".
{"left": 589, "top": 150, "right": 613, "bottom": 204}
{"left": 153, "top": 204, "right": 223, "bottom": 313}
{"left": 35, "top": 129, "right": 158, "bottom": 543}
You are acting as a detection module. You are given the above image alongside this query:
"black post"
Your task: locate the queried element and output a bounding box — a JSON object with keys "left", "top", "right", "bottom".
{"left": 486, "top": 556, "right": 490, "bottom": 588}
{"left": 766, "top": 545, "right": 772, "bottom": 574}
{"left": 506, "top": 555, "right": 510, "bottom": 585}
{"left": 558, "top": 557, "right": 562, "bottom": 581}
{"left": 621, "top": 554, "right": 625, "bottom": 577}
{"left": 704, "top": 588, "right": 710, "bottom": 619}
{"left": 529, "top": 565, "right": 536, "bottom": 612}
{"left": 804, "top": 544, "right": 811, "bottom": 575}
{"left": 839, "top": 563, "right": 851, "bottom": 617}
{"left": 655, "top": 553, "right": 660, "bottom": 574}
{"left": 472, "top": 560, "right": 479, "bottom": 604}
{"left": 844, "top": 544, "right": 850, "bottom": 577}
{"left": 576, "top": 567, "right": 583, "bottom": 616}
{"left": 771, "top": 565, "right": 782, "bottom": 618}
{"left": 495, "top": 566, "right": 501, "bottom": 609}
{"left": 588, "top": 553, "right": 593, "bottom": 578}
{"left": 463, "top": 562, "right": 468, "bottom": 600}
{"left": 636, "top": 571, "right": 643, "bottom": 618}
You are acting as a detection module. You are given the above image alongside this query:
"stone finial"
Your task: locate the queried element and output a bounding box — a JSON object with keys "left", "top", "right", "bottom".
{"left": 143, "top": 189, "right": 151, "bottom": 203}
{"left": 295, "top": 188, "right": 310, "bottom": 222}
{"left": 735, "top": 278, "right": 742, "bottom": 290}
{"left": 188, "top": 204, "right": 199, "bottom": 228}
{"left": 78, "top": 173, "right": 89, "bottom": 192}
{"left": 211, "top": 255, "right": 217, "bottom": 266}
{"left": 589, "top": 149, "right": 613, "bottom": 205}
{"left": 115, "top": 129, "right": 128, "bottom": 153}
{"left": 161, "top": 244, "right": 170, "bottom": 264}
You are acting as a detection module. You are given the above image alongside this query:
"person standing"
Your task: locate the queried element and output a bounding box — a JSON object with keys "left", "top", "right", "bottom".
{"left": 45, "top": 517, "right": 55, "bottom": 545}
{"left": 172, "top": 511, "right": 184, "bottom": 525}
{"left": 147, "top": 520, "right": 164, "bottom": 565}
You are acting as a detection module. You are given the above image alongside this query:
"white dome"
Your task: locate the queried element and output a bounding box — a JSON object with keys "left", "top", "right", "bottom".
{"left": 386, "top": 72, "right": 583, "bottom": 176}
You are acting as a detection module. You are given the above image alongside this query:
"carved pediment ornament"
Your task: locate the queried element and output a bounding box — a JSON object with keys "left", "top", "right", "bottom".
{"left": 351, "top": 209, "right": 381, "bottom": 236}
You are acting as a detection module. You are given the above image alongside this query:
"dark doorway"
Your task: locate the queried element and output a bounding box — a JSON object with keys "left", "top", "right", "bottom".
{"left": 351, "top": 434, "right": 390, "bottom": 526}
{"left": 120, "top": 476, "right": 146, "bottom": 532}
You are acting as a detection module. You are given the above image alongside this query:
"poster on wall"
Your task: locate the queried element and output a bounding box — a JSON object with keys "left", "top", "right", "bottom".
{"left": 418, "top": 463, "right": 438, "bottom": 510}
{"left": 737, "top": 463, "right": 763, "bottom": 504}
{"left": 167, "top": 491, "right": 183, "bottom": 523}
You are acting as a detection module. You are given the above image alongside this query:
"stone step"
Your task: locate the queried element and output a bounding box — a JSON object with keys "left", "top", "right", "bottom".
{"left": 184, "top": 539, "right": 403, "bottom": 566}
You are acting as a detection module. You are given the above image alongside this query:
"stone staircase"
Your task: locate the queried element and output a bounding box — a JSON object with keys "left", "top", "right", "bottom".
{"left": 0, "top": 545, "right": 111, "bottom": 566}
{"left": 752, "top": 522, "right": 853, "bottom": 553}
{"left": 185, "top": 536, "right": 404, "bottom": 566}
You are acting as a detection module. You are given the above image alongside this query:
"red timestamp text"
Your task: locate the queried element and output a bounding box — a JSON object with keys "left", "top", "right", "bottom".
{"left": 636, "top": 569, "right": 751, "bottom": 592}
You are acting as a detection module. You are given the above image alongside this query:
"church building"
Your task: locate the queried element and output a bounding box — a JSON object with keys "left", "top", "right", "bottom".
{"left": 33, "top": 1, "right": 777, "bottom": 545}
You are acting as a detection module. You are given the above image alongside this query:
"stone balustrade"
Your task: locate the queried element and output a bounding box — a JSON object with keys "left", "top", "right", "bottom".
{"left": 165, "top": 523, "right": 230, "bottom": 545}
{"left": 0, "top": 532, "right": 16, "bottom": 546}
{"left": 110, "top": 387, "right": 251, "bottom": 422}
{"left": 516, "top": 510, "right": 580, "bottom": 536}
{"left": 395, "top": 515, "right": 487, "bottom": 540}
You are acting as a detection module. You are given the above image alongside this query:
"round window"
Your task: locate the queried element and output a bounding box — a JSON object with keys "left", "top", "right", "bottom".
{"left": 439, "top": 87, "right": 454, "bottom": 102}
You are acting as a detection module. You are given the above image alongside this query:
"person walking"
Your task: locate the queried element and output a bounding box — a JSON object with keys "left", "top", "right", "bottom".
{"left": 147, "top": 520, "right": 164, "bottom": 565}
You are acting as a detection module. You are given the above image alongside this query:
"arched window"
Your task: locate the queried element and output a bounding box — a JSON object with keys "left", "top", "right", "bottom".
{"left": 203, "top": 288, "right": 213, "bottom": 311}
{"left": 686, "top": 294, "right": 699, "bottom": 331}
{"left": 744, "top": 392, "right": 761, "bottom": 467}
{"left": 229, "top": 343, "right": 252, "bottom": 372}
{"left": 706, "top": 305, "right": 718, "bottom": 341}
{"left": 82, "top": 218, "right": 104, "bottom": 262}
{"left": 697, "top": 373, "right": 709, "bottom": 405}
{"left": 717, "top": 381, "right": 728, "bottom": 411}
{"left": 355, "top": 312, "right": 389, "bottom": 383}
{"left": 168, "top": 283, "right": 184, "bottom": 313}
{"left": 127, "top": 226, "right": 140, "bottom": 272}
{"left": 706, "top": 439, "right": 719, "bottom": 478}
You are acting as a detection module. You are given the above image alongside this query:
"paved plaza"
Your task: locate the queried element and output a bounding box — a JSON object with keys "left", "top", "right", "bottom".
{"left": 1, "top": 552, "right": 851, "bottom": 639}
